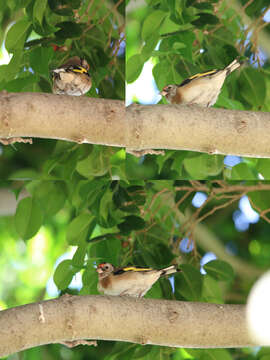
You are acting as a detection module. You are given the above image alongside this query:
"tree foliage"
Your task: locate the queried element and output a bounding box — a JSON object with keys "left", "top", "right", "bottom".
{"left": 0, "top": 0, "right": 125, "bottom": 179}
{"left": 126, "top": 0, "right": 270, "bottom": 180}
{"left": 1, "top": 179, "right": 270, "bottom": 358}
{"left": 1, "top": 0, "right": 270, "bottom": 358}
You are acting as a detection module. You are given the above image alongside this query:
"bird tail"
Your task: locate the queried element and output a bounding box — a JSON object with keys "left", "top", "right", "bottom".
{"left": 225, "top": 58, "right": 242, "bottom": 75}
{"left": 160, "top": 265, "right": 181, "bottom": 276}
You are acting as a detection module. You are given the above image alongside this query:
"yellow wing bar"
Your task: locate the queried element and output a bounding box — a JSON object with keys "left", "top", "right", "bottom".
{"left": 72, "top": 66, "right": 88, "bottom": 74}
{"left": 188, "top": 69, "right": 218, "bottom": 80}
{"left": 122, "top": 266, "right": 153, "bottom": 272}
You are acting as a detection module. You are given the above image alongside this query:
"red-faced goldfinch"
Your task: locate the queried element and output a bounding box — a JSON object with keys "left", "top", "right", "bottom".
{"left": 160, "top": 58, "right": 242, "bottom": 107}
{"left": 96, "top": 263, "right": 180, "bottom": 298}
{"left": 52, "top": 56, "right": 92, "bottom": 96}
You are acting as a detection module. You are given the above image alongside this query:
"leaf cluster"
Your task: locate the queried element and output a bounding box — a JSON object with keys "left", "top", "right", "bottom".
{"left": 2, "top": 178, "right": 270, "bottom": 358}
{"left": 0, "top": 0, "right": 125, "bottom": 99}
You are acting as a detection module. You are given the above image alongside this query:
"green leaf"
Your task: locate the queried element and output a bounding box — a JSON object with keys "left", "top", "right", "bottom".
{"left": 72, "top": 243, "right": 87, "bottom": 267}
{"left": 132, "top": 240, "right": 156, "bottom": 267}
{"left": 142, "top": 10, "right": 167, "bottom": 40}
{"left": 90, "top": 237, "right": 121, "bottom": 265}
{"left": 6, "top": 19, "right": 31, "bottom": 52}
{"left": 193, "top": 3, "right": 213, "bottom": 10}
{"left": 0, "top": 51, "right": 23, "bottom": 82}
{"left": 67, "top": 213, "right": 94, "bottom": 245}
{"left": 15, "top": 197, "right": 43, "bottom": 240}
{"left": 34, "top": 181, "right": 66, "bottom": 217}
{"left": 76, "top": 146, "right": 110, "bottom": 177}
{"left": 172, "top": 42, "right": 186, "bottom": 51}
{"left": 55, "top": 21, "right": 82, "bottom": 39}
{"left": 126, "top": 54, "right": 144, "bottom": 84}
{"left": 144, "top": 279, "right": 163, "bottom": 299}
{"left": 191, "top": 13, "right": 219, "bottom": 28}
{"left": 54, "top": 260, "right": 77, "bottom": 290}
{"left": 238, "top": 68, "right": 266, "bottom": 108}
{"left": 256, "top": 159, "right": 270, "bottom": 179}
{"left": 88, "top": 233, "right": 119, "bottom": 244}
{"left": 187, "top": 349, "right": 233, "bottom": 360}
{"left": 153, "top": 59, "right": 183, "bottom": 90}
{"left": 159, "top": 15, "right": 183, "bottom": 35}
{"left": 202, "top": 275, "right": 223, "bottom": 303}
{"left": 99, "top": 188, "right": 113, "bottom": 222}
{"left": 230, "top": 163, "right": 258, "bottom": 180}
{"left": 152, "top": 60, "right": 169, "bottom": 90}
{"left": 81, "top": 264, "right": 98, "bottom": 295}
{"left": 172, "top": 31, "right": 195, "bottom": 62}
{"left": 204, "top": 260, "right": 234, "bottom": 281}
{"left": 141, "top": 34, "right": 159, "bottom": 59}
{"left": 33, "top": 0, "right": 48, "bottom": 25}
{"left": 8, "top": 169, "right": 40, "bottom": 181}
{"left": 245, "top": 0, "right": 268, "bottom": 17}
{"left": 118, "top": 215, "right": 146, "bottom": 234}
{"left": 3, "top": 75, "right": 39, "bottom": 92}
{"left": 132, "top": 345, "right": 153, "bottom": 359}
{"left": 175, "top": 264, "right": 202, "bottom": 301}
{"left": 29, "top": 47, "right": 54, "bottom": 78}
{"left": 184, "top": 154, "right": 224, "bottom": 179}
{"left": 113, "top": 185, "right": 130, "bottom": 207}
{"left": 216, "top": 93, "right": 245, "bottom": 110}
{"left": 79, "top": 179, "right": 107, "bottom": 208}
{"left": 257, "top": 348, "right": 270, "bottom": 359}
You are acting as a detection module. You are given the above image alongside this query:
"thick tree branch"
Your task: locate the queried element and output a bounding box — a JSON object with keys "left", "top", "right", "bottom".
{"left": 0, "top": 92, "right": 125, "bottom": 146}
{"left": 126, "top": 104, "right": 270, "bottom": 157}
{"left": 0, "top": 295, "right": 264, "bottom": 356}
{"left": 1, "top": 93, "right": 270, "bottom": 157}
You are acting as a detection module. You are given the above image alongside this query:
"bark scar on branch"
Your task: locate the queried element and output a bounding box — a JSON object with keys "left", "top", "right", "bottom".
{"left": 0, "top": 137, "right": 33, "bottom": 145}
{"left": 38, "top": 304, "right": 45, "bottom": 324}
{"left": 60, "top": 340, "right": 98, "bottom": 348}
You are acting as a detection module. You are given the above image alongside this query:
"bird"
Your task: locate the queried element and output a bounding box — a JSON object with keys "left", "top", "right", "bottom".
{"left": 96, "top": 262, "right": 180, "bottom": 298}
{"left": 160, "top": 58, "right": 242, "bottom": 107}
{"left": 52, "top": 56, "right": 92, "bottom": 96}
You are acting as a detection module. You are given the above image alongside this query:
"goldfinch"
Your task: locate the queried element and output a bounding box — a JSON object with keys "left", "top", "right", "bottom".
{"left": 52, "top": 56, "right": 92, "bottom": 96}
{"left": 96, "top": 263, "right": 180, "bottom": 298}
{"left": 160, "top": 58, "right": 242, "bottom": 107}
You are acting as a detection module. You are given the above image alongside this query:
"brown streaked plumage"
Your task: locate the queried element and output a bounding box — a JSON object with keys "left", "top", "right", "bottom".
{"left": 52, "top": 56, "right": 92, "bottom": 96}
{"left": 96, "top": 262, "right": 181, "bottom": 298}
{"left": 160, "top": 58, "right": 242, "bottom": 107}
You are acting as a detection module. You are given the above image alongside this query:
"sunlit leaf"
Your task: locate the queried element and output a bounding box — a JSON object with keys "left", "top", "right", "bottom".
{"left": 15, "top": 197, "right": 43, "bottom": 240}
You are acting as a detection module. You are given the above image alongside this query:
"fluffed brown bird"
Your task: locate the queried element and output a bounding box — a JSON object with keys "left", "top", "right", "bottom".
{"left": 52, "top": 56, "right": 92, "bottom": 96}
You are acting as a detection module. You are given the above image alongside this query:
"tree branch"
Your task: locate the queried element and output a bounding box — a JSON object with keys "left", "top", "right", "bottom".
{"left": 1, "top": 92, "right": 270, "bottom": 158}
{"left": 154, "top": 189, "right": 264, "bottom": 280}
{"left": 126, "top": 104, "right": 270, "bottom": 158}
{"left": 0, "top": 295, "right": 263, "bottom": 356}
{"left": 0, "top": 92, "right": 125, "bottom": 146}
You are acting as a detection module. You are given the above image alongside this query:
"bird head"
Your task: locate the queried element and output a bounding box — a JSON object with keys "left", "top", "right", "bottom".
{"left": 96, "top": 263, "right": 114, "bottom": 276}
{"left": 159, "top": 84, "right": 177, "bottom": 98}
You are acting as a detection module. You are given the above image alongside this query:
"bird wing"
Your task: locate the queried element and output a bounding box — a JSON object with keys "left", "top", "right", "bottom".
{"left": 179, "top": 69, "right": 219, "bottom": 87}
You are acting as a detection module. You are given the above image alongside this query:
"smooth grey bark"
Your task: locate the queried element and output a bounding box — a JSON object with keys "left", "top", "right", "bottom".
{"left": 1, "top": 92, "right": 270, "bottom": 157}
{"left": 126, "top": 104, "right": 270, "bottom": 157}
{"left": 0, "top": 295, "right": 263, "bottom": 357}
{"left": 0, "top": 92, "right": 125, "bottom": 146}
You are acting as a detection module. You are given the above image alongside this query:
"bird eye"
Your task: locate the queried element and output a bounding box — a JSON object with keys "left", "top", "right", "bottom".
{"left": 104, "top": 265, "right": 109, "bottom": 269}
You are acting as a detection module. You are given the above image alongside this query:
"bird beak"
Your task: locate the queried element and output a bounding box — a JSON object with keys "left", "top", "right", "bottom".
{"left": 159, "top": 90, "right": 166, "bottom": 96}
{"left": 96, "top": 267, "right": 103, "bottom": 274}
